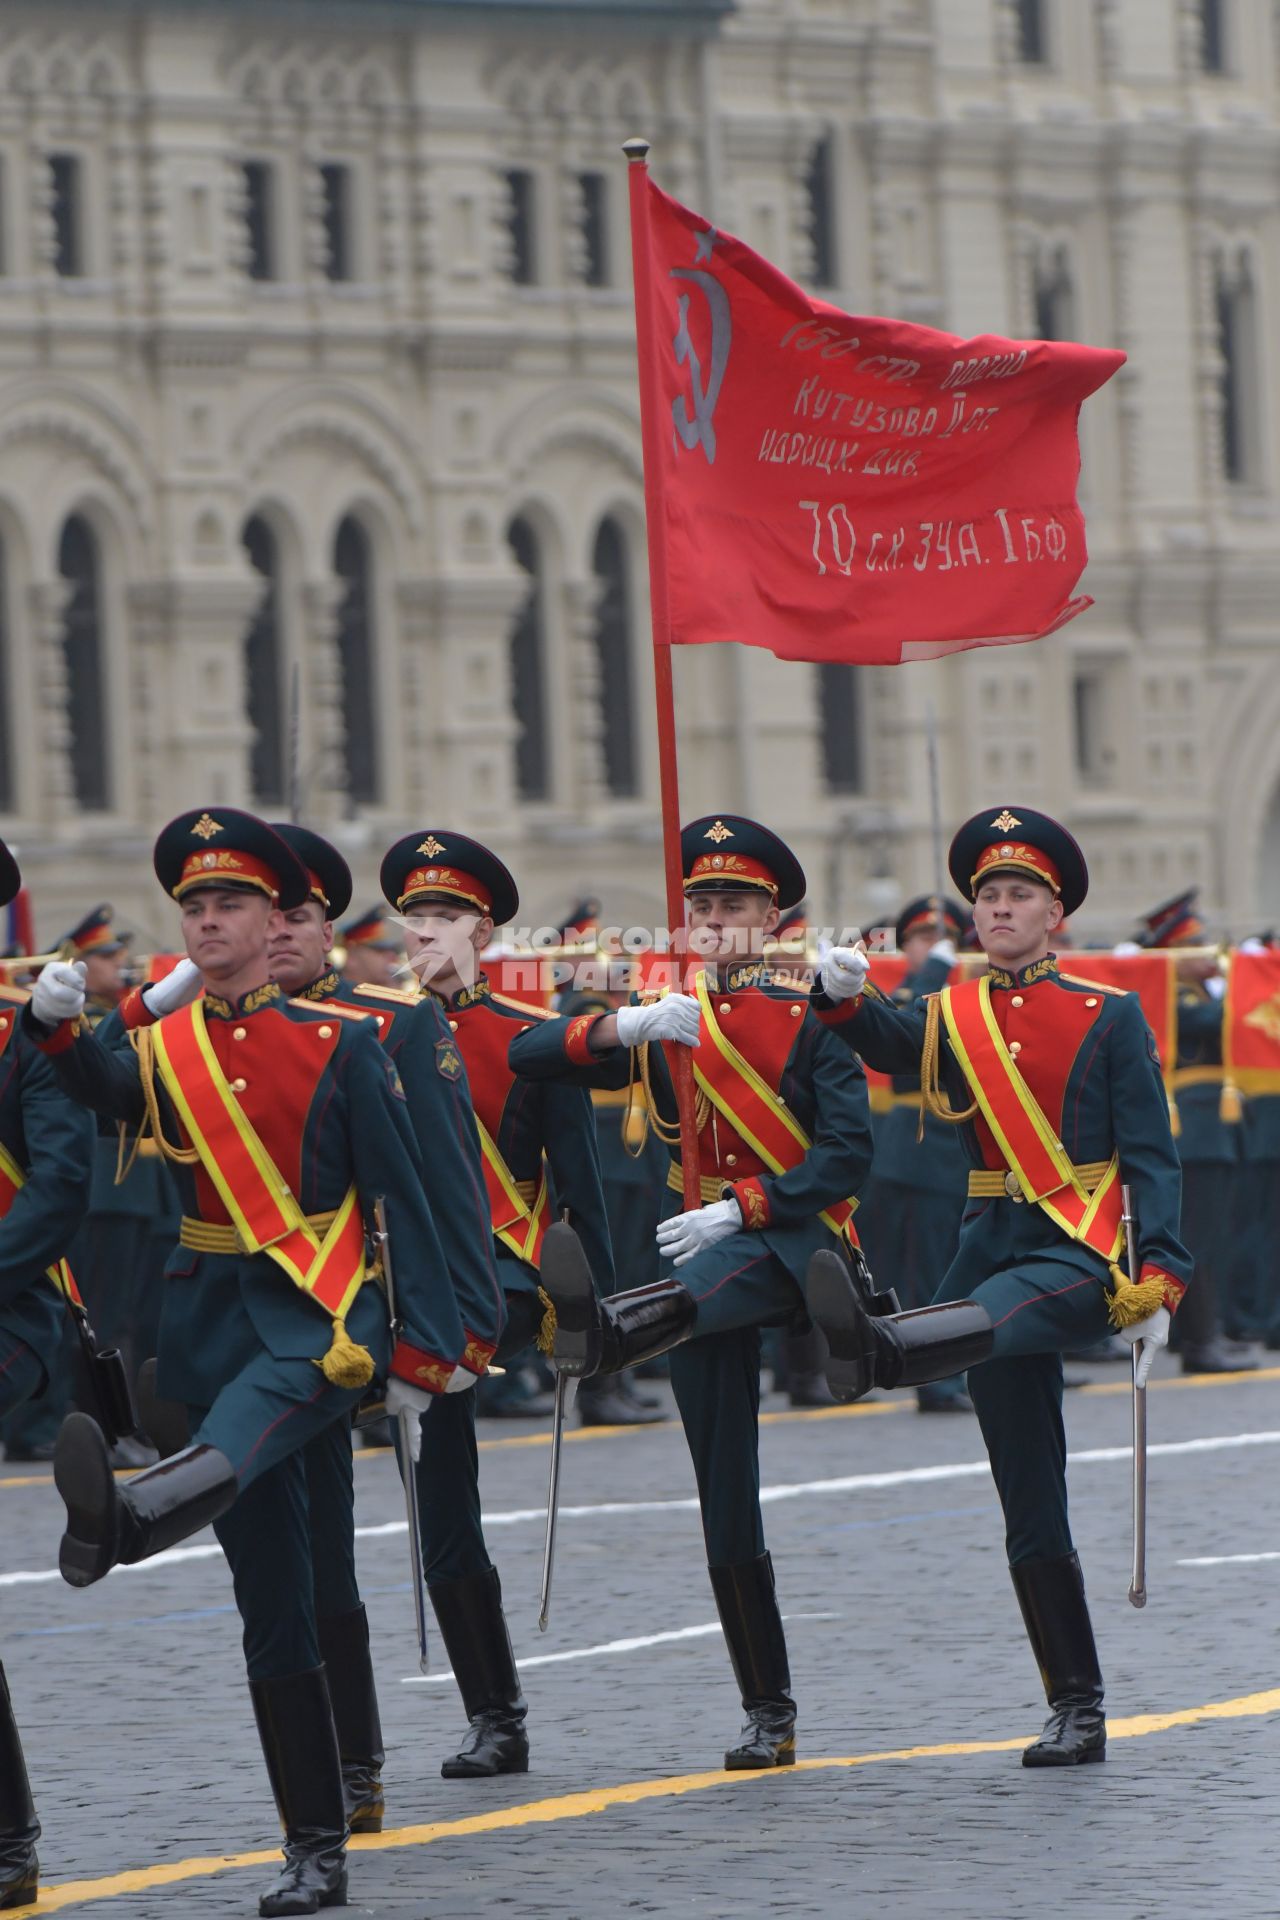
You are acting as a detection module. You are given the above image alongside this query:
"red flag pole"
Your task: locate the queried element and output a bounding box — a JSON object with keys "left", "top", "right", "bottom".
{"left": 625, "top": 137, "right": 702, "bottom": 1211}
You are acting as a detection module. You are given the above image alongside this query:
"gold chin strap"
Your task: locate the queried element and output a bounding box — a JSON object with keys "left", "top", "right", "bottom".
{"left": 918, "top": 993, "right": 979, "bottom": 1142}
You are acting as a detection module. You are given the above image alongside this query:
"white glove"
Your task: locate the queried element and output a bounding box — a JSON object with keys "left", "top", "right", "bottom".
{"left": 655, "top": 1197, "right": 742, "bottom": 1268}
{"left": 1113, "top": 941, "right": 1142, "bottom": 958}
{"left": 141, "top": 957, "right": 204, "bottom": 1018}
{"left": 1120, "top": 1304, "right": 1170, "bottom": 1390}
{"left": 928, "top": 939, "right": 957, "bottom": 967}
{"left": 32, "top": 959, "right": 86, "bottom": 1027}
{"left": 819, "top": 942, "right": 868, "bottom": 1004}
{"left": 1204, "top": 972, "right": 1226, "bottom": 1001}
{"left": 1240, "top": 938, "right": 1267, "bottom": 956}
{"left": 615, "top": 995, "right": 701, "bottom": 1048}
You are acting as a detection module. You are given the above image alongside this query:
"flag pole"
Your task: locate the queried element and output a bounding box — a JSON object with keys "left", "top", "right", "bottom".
{"left": 624, "top": 136, "right": 702, "bottom": 1211}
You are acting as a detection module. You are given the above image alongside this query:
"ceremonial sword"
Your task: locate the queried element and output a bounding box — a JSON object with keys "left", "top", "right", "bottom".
{"left": 538, "top": 1369, "right": 568, "bottom": 1633}
{"left": 372, "top": 1197, "right": 431, "bottom": 1673}
{"left": 1120, "top": 1184, "right": 1148, "bottom": 1609}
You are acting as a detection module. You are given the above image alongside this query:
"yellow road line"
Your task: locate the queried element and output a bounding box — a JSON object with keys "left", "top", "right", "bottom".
{"left": 27, "top": 1684, "right": 1280, "bottom": 1912}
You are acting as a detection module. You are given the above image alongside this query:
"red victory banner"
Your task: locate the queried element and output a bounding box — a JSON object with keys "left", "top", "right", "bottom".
{"left": 1224, "top": 949, "right": 1280, "bottom": 1095}
{"left": 631, "top": 167, "right": 1123, "bottom": 667}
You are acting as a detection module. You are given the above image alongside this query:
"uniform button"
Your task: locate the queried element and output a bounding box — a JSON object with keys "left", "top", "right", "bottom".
{"left": 790, "top": 1004, "right": 802, "bottom": 1017}
{"left": 1010, "top": 996, "right": 1023, "bottom": 1009}
{"left": 231, "top": 1076, "right": 247, "bottom": 1092}
{"left": 449, "top": 1019, "right": 459, "bottom": 1031}
{"left": 375, "top": 1016, "right": 385, "bottom": 1027}
{"left": 720, "top": 1002, "right": 731, "bottom": 1015}
{"left": 0, "top": 1017, "right": 8, "bottom": 1032}
{"left": 1085, "top": 996, "right": 1098, "bottom": 1008}
{"left": 726, "top": 1153, "right": 738, "bottom": 1166}
{"left": 1008, "top": 1041, "right": 1022, "bottom": 1056}
{"left": 233, "top": 1026, "right": 247, "bottom": 1040}
{"left": 318, "top": 1025, "right": 332, "bottom": 1038}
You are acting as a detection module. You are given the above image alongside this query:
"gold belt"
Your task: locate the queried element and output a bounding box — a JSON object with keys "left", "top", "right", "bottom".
{"left": 967, "top": 1161, "right": 1111, "bottom": 1203}
{"left": 665, "top": 1165, "right": 730, "bottom": 1205}
{"left": 179, "top": 1209, "right": 339, "bottom": 1254}
{"left": 1170, "top": 1068, "right": 1224, "bottom": 1090}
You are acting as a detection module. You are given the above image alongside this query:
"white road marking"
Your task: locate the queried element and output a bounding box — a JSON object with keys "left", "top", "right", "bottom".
{"left": 1178, "top": 1551, "right": 1280, "bottom": 1568}
{"left": 401, "top": 1612, "right": 840, "bottom": 1685}
{"left": 6, "top": 1428, "right": 1278, "bottom": 1590}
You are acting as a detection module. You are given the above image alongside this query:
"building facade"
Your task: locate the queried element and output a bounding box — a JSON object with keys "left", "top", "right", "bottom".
{"left": 0, "top": 0, "right": 1275, "bottom": 948}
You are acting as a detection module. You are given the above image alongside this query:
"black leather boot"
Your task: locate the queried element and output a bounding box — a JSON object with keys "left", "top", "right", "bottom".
{"left": 1176, "top": 1268, "right": 1257, "bottom": 1374}
{"left": 316, "top": 1607, "right": 384, "bottom": 1834}
{"left": 429, "top": 1566, "right": 529, "bottom": 1779}
{"left": 807, "top": 1250, "right": 992, "bottom": 1403}
{"left": 0, "top": 1664, "right": 38, "bottom": 1912}
{"left": 541, "top": 1223, "right": 696, "bottom": 1377}
{"left": 708, "top": 1554, "right": 796, "bottom": 1771}
{"left": 54, "top": 1412, "right": 237, "bottom": 1587}
{"left": 250, "top": 1667, "right": 348, "bottom": 1916}
{"left": 575, "top": 1377, "right": 666, "bottom": 1426}
{"left": 1011, "top": 1553, "right": 1106, "bottom": 1767}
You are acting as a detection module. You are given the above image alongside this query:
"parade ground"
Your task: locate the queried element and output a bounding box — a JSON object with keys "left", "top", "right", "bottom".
{"left": 5, "top": 1355, "right": 1276, "bottom": 1920}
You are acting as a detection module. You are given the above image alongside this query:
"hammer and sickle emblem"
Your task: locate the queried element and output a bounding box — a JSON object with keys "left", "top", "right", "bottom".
{"left": 671, "top": 230, "right": 731, "bottom": 465}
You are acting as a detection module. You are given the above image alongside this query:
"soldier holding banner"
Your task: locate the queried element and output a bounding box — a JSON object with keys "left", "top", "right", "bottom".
{"left": 26, "top": 808, "right": 480, "bottom": 1918}
{"left": 518, "top": 815, "right": 895, "bottom": 1772}
{"left": 809, "top": 806, "right": 1190, "bottom": 1768}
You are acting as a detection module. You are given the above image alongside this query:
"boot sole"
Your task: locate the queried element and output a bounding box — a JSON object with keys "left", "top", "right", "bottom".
{"left": 806, "top": 1252, "right": 875, "bottom": 1402}
{"left": 538, "top": 1224, "right": 601, "bottom": 1376}
{"left": 1022, "top": 1746, "right": 1106, "bottom": 1767}
{"left": 441, "top": 1752, "right": 530, "bottom": 1779}
{"left": 53, "top": 1413, "right": 119, "bottom": 1588}
{"left": 259, "top": 1868, "right": 348, "bottom": 1916}
{"left": 724, "top": 1746, "right": 796, "bottom": 1771}
{"left": 0, "top": 1874, "right": 39, "bottom": 1912}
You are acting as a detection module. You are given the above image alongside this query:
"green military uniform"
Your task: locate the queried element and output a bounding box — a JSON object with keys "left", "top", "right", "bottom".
{"left": 516, "top": 816, "right": 875, "bottom": 1773}
{"left": 0, "top": 839, "right": 93, "bottom": 1909}
{"left": 810, "top": 807, "right": 1191, "bottom": 1769}
{"left": 377, "top": 829, "right": 617, "bottom": 1779}
{"left": 30, "top": 809, "right": 475, "bottom": 1919}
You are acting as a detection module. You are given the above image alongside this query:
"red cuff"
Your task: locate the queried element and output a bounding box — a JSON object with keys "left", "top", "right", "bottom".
{"left": 461, "top": 1331, "right": 497, "bottom": 1376}
{"left": 33, "top": 1016, "right": 80, "bottom": 1056}
{"left": 563, "top": 1012, "right": 606, "bottom": 1067}
{"left": 726, "top": 1176, "right": 771, "bottom": 1230}
{"left": 814, "top": 994, "right": 862, "bottom": 1028}
{"left": 1141, "top": 1264, "right": 1187, "bottom": 1315}
{"left": 390, "top": 1337, "right": 455, "bottom": 1394}
{"left": 117, "top": 985, "right": 158, "bottom": 1031}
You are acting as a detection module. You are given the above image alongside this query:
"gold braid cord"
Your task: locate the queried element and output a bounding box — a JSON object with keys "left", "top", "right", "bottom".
{"left": 125, "top": 1028, "right": 201, "bottom": 1170}
{"left": 638, "top": 1039, "right": 709, "bottom": 1145}
{"left": 917, "top": 994, "right": 980, "bottom": 1143}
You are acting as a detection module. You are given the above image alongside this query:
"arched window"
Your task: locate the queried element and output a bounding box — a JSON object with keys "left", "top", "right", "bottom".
{"left": 507, "top": 517, "right": 549, "bottom": 801}
{"left": 242, "top": 516, "right": 285, "bottom": 805}
{"left": 1033, "top": 244, "right": 1075, "bottom": 342}
{"left": 591, "top": 518, "right": 638, "bottom": 798}
{"left": 333, "top": 516, "right": 379, "bottom": 806}
{"left": 0, "top": 535, "right": 11, "bottom": 812}
{"left": 816, "top": 663, "right": 864, "bottom": 794}
{"left": 58, "top": 514, "right": 109, "bottom": 811}
{"left": 1216, "top": 251, "right": 1259, "bottom": 485}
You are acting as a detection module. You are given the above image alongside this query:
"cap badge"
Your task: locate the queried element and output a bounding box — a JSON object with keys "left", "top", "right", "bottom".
{"left": 990, "top": 810, "right": 1021, "bottom": 832}
{"left": 711, "top": 856, "right": 725, "bottom": 869}
{"left": 425, "top": 869, "right": 439, "bottom": 883}
{"left": 201, "top": 853, "right": 218, "bottom": 869}
{"left": 192, "top": 812, "right": 224, "bottom": 841}
{"left": 705, "top": 820, "right": 734, "bottom": 844}
{"left": 417, "top": 836, "right": 445, "bottom": 858}
{"left": 1000, "top": 845, "right": 1014, "bottom": 859}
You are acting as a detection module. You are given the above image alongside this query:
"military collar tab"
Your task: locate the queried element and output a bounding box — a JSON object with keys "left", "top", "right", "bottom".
{"left": 202, "top": 980, "right": 283, "bottom": 1020}
{"left": 723, "top": 961, "right": 767, "bottom": 992}
{"left": 987, "top": 954, "right": 1059, "bottom": 991}
{"left": 426, "top": 974, "right": 490, "bottom": 1012}
{"left": 294, "top": 969, "right": 342, "bottom": 1003}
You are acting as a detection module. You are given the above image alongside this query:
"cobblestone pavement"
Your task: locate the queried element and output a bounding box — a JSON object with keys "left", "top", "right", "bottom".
{"left": 5, "top": 1354, "right": 1280, "bottom": 1919}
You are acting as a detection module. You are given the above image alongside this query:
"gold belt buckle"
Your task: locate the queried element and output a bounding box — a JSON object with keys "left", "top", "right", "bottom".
{"left": 1003, "top": 1170, "right": 1024, "bottom": 1203}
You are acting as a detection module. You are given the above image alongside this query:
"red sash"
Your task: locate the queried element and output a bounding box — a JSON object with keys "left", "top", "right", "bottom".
{"left": 691, "top": 972, "right": 860, "bottom": 1247}
{"left": 939, "top": 977, "right": 1123, "bottom": 1264}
